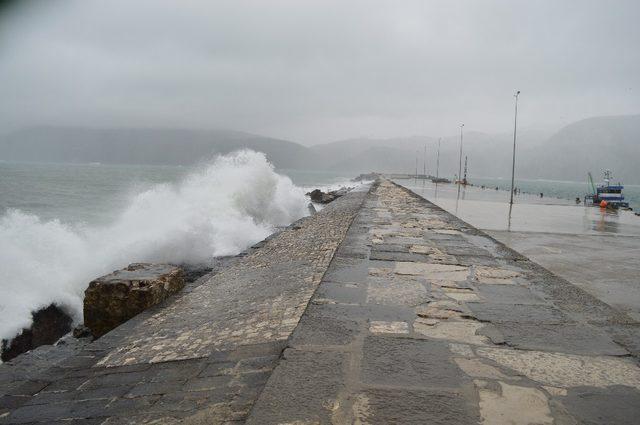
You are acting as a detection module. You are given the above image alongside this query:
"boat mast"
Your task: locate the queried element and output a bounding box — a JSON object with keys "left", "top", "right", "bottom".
{"left": 587, "top": 172, "right": 596, "bottom": 194}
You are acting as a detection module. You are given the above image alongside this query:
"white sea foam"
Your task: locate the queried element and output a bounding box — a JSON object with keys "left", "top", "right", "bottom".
{"left": 0, "top": 150, "right": 308, "bottom": 341}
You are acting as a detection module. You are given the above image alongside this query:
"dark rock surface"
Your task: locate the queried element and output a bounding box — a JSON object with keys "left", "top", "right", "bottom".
{"left": 353, "top": 172, "right": 379, "bottom": 181}
{"left": 307, "top": 187, "right": 350, "bottom": 204}
{"left": 1, "top": 304, "right": 73, "bottom": 362}
{"left": 84, "top": 263, "right": 184, "bottom": 338}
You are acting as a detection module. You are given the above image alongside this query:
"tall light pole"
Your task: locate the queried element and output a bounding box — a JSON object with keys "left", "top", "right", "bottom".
{"left": 458, "top": 124, "right": 464, "bottom": 183}
{"left": 423, "top": 144, "right": 427, "bottom": 177}
{"left": 436, "top": 138, "right": 441, "bottom": 179}
{"left": 509, "top": 91, "right": 520, "bottom": 207}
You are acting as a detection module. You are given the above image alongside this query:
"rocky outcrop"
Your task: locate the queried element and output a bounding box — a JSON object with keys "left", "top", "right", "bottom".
{"left": 1, "top": 304, "right": 73, "bottom": 362}
{"left": 84, "top": 263, "right": 184, "bottom": 338}
{"left": 353, "top": 172, "right": 379, "bottom": 181}
{"left": 307, "top": 187, "right": 350, "bottom": 204}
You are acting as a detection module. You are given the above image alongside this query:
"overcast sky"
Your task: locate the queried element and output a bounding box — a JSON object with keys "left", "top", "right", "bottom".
{"left": 0, "top": 0, "right": 638, "bottom": 145}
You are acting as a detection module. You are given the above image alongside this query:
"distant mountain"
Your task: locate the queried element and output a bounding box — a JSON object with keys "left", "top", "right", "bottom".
{"left": 518, "top": 115, "right": 640, "bottom": 183}
{"left": 310, "top": 136, "right": 436, "bottom": 174}
{"left": 2, "top": 116, "right": 638, "bottom": 183}
{"left": 309, "top": 129, "right": 553, "bottom": 179}
{"left": 0, "top": 126, "right": 311, "bottom": 169}
{"left": 309, "top": 116, "right": 640, "bottom": 183}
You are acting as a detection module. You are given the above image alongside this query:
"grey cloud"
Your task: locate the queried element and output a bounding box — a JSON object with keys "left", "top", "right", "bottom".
{"left": 1, "top": 0, "right": 639, "bottom": 144}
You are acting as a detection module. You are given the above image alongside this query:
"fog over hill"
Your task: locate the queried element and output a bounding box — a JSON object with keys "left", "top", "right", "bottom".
{"left": 0, "top": 126, "right": 311, "bottom": 169}
{"left": 311, "top": 115, "right": 640, "bottom": 183}
{"left": 518, "top": 115, "right": 640, "bottom": 183}
{"left": 1, "top": 115, "right": 639, "bottom": 183}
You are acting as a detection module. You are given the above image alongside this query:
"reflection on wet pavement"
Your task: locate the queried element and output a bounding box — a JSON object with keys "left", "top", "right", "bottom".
{"left": 396, "top": 178, "right": 640, "bottom": 322}
{"left": 399, "top": 179, "right": 640, "bottom": 236}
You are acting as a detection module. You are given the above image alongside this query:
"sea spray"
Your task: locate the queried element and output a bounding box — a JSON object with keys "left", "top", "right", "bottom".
{"left": 0, "top": 150, "right": 308, "bottom": 342}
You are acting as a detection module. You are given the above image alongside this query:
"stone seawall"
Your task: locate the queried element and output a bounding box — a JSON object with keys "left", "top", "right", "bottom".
{"left": 0, "top": 184, "right": 370, "bottom": 424}
{"left": 1, "top": 179, "right": 639, "bottom": 424}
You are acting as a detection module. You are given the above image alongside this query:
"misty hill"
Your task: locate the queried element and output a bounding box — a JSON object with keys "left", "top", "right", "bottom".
{"left": 310, "top": 115, "right": 640, "bottom": 183}
{"left": 518, "top": 115, "right": 640, "bottom": 183}
{"left": 310, "top": 128, "right": 554, "bottom": 178}
{"left": 0, "top": 126, "right": 311, "bottom": 169}
{"left": 2, "top": 116, "right": 639, "bottom": 183}
{"left": 310, "top": 136, "right": 436, "bottom": 174}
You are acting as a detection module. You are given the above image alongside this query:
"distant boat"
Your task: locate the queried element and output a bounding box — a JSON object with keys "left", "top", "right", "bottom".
{"left": 585, "top": 170, "right": 630, "bottom": 209}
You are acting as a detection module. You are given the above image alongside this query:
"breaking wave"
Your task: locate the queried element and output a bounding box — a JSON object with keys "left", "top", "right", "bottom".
{"left": 0, "top": 150, "right": 308, "bottom": 341}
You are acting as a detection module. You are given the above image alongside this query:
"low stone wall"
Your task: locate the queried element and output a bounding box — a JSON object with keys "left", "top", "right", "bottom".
{"left": 83, "top": 263, "right": 184, "bottom": 338}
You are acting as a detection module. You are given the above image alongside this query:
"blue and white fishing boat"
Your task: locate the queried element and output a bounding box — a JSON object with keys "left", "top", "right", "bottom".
{"left": 585, "top": 170, "right": 630, "bottom": 209}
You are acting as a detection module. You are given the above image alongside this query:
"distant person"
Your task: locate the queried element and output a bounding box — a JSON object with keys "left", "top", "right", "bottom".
{"left": 540, "top": 192, "right": 544, "bottom": 198}
{"left": 575, "top": 197, "right": 581, "bottom": 204}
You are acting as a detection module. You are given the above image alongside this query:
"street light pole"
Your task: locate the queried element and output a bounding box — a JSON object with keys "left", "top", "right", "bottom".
{"left": 509, "top": 91, "right": 520, "bottom": 207}
{"left": 436, "top": 138, "right": 441, "bottom": 179}
{"left": 458, "top": 124, "right": 464, "bottom": 184}
{"left": 423, "top": 144, "right": 426, "bottom": 177}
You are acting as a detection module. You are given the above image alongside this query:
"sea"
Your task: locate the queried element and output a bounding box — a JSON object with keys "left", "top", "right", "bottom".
{"left": 471, "top": 176, "right": 640, "bottom": 210}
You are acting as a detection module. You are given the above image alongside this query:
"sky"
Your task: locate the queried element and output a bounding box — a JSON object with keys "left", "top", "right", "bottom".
{"left": 0, "top": 0, "right": 639, "bottom": 145}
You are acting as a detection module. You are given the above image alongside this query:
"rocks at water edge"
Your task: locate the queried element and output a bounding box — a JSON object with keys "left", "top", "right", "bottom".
{"left": 1, "top": 304, "right": 73, "bottom": 362}
{"left": 307, "top": 187, "right": 350, "bottom": 204}
{"left": 84, "top": 263, "right": 184, "bottom": 338}
{"left": 353, "top": 172, "right": 379, "bottom": 181}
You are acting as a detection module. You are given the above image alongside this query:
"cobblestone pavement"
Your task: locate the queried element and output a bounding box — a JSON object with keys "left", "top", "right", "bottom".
{"left": 3, "top": 179, "right": 640, "bottom": 424}
{"left": 246, "top": 179, "right": 640, "bottom": 424}
{"left": 0, "top": 186, "right": 369, "bottom": 424}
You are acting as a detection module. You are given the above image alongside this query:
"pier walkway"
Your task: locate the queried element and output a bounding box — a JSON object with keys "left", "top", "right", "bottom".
{"left": 2, "top": 179, "right": 640, "bottom": 424}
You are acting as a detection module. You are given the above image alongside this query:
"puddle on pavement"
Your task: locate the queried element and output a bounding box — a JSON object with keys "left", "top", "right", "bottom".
{"left": 476, "top": 380, "right": 553, "bottom": 425}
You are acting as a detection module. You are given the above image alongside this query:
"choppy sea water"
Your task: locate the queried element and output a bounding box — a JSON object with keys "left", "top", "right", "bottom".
{"left": 0, "top": 152, "right": 354, "bottom": 342}
{"left": 471, "top": 176, "right": 640, "bottom": 210}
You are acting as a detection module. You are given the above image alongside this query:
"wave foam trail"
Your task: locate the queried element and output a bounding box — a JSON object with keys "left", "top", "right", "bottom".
{"left": 0, "top": 150, "right": 309, "bottom": 341}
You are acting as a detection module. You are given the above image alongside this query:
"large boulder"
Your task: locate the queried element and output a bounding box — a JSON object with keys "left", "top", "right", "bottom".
{"left": 84, "top": 263, "right": 184, "bottom": 338}
{"left": 307, "top": 187, "right": 350, "bottom": 204}
{"left": 1, "top": 304, "right": 73, "bottom": 362}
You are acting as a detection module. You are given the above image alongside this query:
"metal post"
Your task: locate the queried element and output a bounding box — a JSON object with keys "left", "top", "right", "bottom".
{"left": 423, "top": 144, "right": 426, "bottom": 177}
{"left": 509, "top": 91, "right": 520, "bottom": 206}
{"left": 458, "top": 124, "right": 464, "bottom": 185}
{"left": 436, "top": 138, "right": 441, "bottom": 179}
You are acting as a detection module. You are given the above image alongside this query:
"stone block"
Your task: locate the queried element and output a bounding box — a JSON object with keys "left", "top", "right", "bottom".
{"left": 84, "top": 263, "right": 184, "bottom": 338}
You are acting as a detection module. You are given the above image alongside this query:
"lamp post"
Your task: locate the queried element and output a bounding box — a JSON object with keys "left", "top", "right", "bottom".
{"left": 509, "top": 91, "right": 520, "bottom": 207}
{"left": 458, "top": 124, "right": 464, "bottom": 184}
{"left": 423, "top": 144, "right": 426, "bottom": 177}
{"left": 436, "top": 138, "right": 441, "bottom": 180}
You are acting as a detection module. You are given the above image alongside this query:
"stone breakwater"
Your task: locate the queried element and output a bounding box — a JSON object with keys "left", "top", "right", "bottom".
{"left": 2, "top": 179, "right": 640, "bottom": 424}
{"left": 0, "top": 184, "right": 369, "bottom": 424}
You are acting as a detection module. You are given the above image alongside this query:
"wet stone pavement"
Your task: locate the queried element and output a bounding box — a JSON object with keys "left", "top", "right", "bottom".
{"left": 3, "top": 179, "right": 640, "bottom": 424}
{"left": 0, "top": 186, "right": 368, "bottom": 424}
{"left": 247, "top": 180, "right": 640, "bottom": 424}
